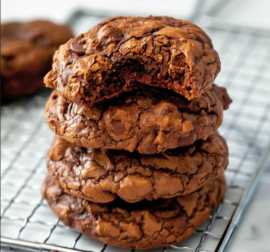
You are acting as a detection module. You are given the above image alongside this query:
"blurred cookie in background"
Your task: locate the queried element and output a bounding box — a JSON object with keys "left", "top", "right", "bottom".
{"left": 1, "top": 20, "right": 73, "bottom": 99}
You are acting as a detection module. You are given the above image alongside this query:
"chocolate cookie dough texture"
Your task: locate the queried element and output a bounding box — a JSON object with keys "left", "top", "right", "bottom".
{"left": 44, "top": 16, "right": 221, "bottom": 107}
{"left": 43, "top": 15, "right": 231, "bottom": 249}
{"left": 47, "top": 133, "right": 228, "bottom": 203}
{"left": 43, "top": 174, "right": 225, "bottom": 250}
{"left": 45, "top": 84, "right": 231, "bottom": 154}
{"left": 1, "top": 20, "right": 73, "bottom": 98}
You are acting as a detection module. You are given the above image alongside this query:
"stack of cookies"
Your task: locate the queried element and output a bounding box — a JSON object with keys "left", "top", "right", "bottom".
{"left": 42, "top": 16, "right": 232, "bottom": 250}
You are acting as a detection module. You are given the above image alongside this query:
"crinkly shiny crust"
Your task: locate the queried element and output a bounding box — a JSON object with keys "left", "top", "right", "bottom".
{"left": 47, "top": 133, "right": 228, "bottom": 203}
{"left": 1, "top": 20, "right": 73, "bottom": 98}
{"left": 44, "top": 16, "right": 220, "bottom": 107}
{"left": 42, "top": 175, "right": 225, "bottom": 250}
{"left": 44, "top": 85, "right": 231, "bottom": 154}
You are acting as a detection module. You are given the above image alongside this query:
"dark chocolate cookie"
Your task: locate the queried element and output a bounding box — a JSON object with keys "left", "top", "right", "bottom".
{"left": 1, "top": 20, "right": 73, "bottom": 98}
{"left": 47, "top": 132, "right": 228, "bottom": 203}
{"left": 42, "top": 174, "right": 225, "bottom": 250}
{"left": 44, "top": 85, "right": 231, "bottom": 154}
{"left": 44, "top": 16, "right": 220, "bottom": 108}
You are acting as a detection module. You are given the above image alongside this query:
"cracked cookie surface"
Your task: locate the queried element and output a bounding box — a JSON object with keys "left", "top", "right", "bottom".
{"left": 42, "top": 174, "right": 225, "bottom": 249}
{"left": 46, "top": 132, "right": 228, "bottom": 203}
{"left": 45, "top": 84, "right": 231, "bottom": 154}
{"left": 44, "top": 16, "right": 221, "bottom": 108}
{"left": 1, "top": 20, "right": 73, "bottom": 98}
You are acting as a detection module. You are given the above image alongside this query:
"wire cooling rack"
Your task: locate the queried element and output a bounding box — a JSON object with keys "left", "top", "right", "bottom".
{"left": 1, "top": 13, "right": 270, "bottom": 252}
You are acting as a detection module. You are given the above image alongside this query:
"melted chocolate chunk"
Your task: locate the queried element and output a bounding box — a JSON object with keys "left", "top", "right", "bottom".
{"left": 111, "top": 120, "right": 126, "bottom": 135}
{"left": 70, "top": 36, "right": 86, "bottom": 55}
{"left": 61, "top": 67, "right": 73, "bottom": 85}
{"left": 178, "top": 133, "right": 197, "bottom": 147}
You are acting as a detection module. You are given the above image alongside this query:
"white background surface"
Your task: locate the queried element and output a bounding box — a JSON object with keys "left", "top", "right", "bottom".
{"left": 2, "top": 0, "right": 270, "bottom": 28}
{"left": 1, "top": 0, "right": 270, "bottom": 251}
{"left": 1, "top": 0, "right": 196, "bottom": 23}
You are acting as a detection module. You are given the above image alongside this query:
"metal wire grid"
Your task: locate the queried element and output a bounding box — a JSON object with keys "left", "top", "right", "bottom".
{"left": 1, "top": 25, "right": 270, "bottom": 252}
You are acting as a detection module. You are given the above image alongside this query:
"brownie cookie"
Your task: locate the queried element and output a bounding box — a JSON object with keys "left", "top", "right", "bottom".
{"left": 1, "top": 20, "right": 73, "bottom": 98}
{"left": 44, "top": 16, "right": 220, "bottom": 108}
{"left": 42, "top": 174, "right": 225, "bottom": 249}
{"left": 47, "top": 132, "right": 228, "bottom": 203}
{"left": 45, "top": 85, "right": 231, "bottom": 154}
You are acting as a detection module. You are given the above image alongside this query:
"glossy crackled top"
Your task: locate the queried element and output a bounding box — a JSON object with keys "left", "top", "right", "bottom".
{"left": 46, "top": 132, "right": 228, "bottom": 203}
{"left": 43, "top": 174, "right": 225, "bottom": 249}
{"left": 45, "top": 85, "right": 231, "bottom": 154}
{"left": 45, "top": 16, "right": 221, "bottom": 107}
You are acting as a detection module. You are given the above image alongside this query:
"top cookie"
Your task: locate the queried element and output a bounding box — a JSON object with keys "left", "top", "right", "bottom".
{"left": 44, "top": 16, "right": 220, "bottom": 108}
{"left": 1, "top": 20, "right": 73, "bottom": 98}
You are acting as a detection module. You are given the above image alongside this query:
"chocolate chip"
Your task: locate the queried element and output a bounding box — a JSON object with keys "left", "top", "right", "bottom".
{"left": 111, "top": 120, "right": 126, "bottom": 135}
{"left": 141, "top": 142, "right": 157, "bottom": 155}
{"left": 97, "top": 26, "right": 123, "bottom": 45}
{"left": 178, "top": 133, "right": 197, "bottom": 147}
{"left": 61, "top": 67, "right": 72, "bottom": 85}
{"left": 46, "top": 85, "right": 228, "bottom": 154}
{"left": 70, "top": 36, "right": 85, "bottom": 55}
{"left": 138, "top": 133, "right": 157, "bottom": 154}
